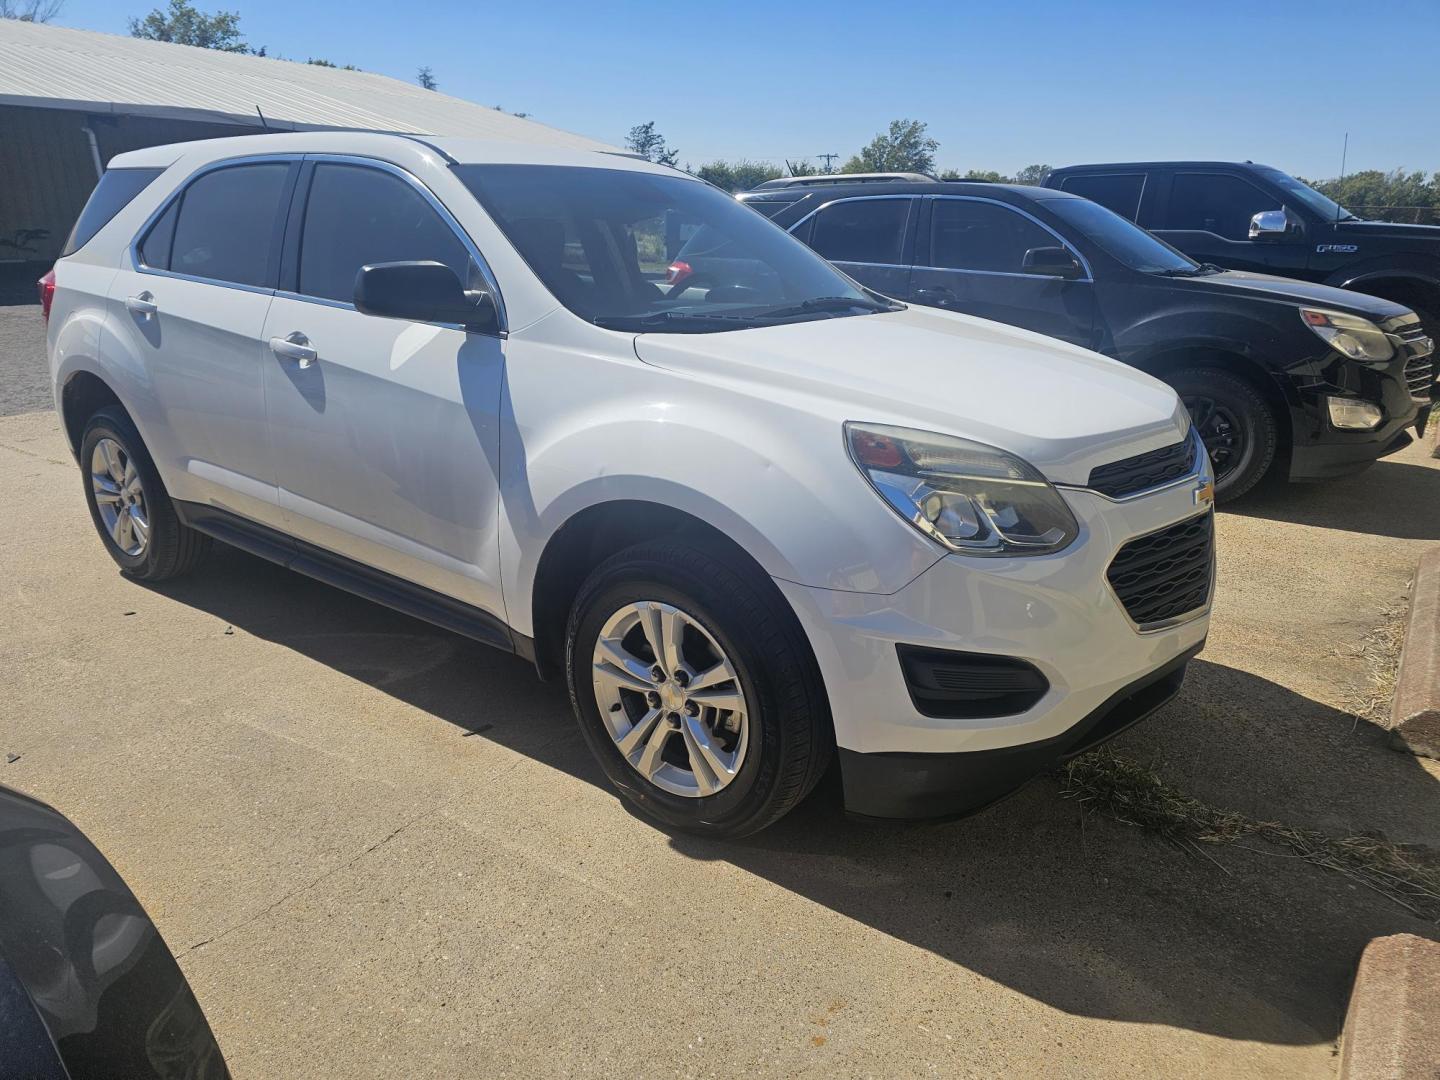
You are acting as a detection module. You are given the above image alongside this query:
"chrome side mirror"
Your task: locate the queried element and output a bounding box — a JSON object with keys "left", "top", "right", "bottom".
{"left": 1249, "top": 208, "right": 1301, "bottom": 241}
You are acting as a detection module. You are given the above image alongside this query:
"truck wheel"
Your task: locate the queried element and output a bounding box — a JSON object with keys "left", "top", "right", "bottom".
{"left": 565, "top": 538, "right": 832, "bottom": 838}
{"left": 1167, "top": 368, "right": 1278, "bottom": 503}
{"left": 80, "top": 406, "right": 211, "bottom": 581}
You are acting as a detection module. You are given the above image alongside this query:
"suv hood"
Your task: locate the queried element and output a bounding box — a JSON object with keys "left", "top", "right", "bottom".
{"left": 633, "top": 305, "right": 1188, "bottom": 486}
{"left": 1179, "top": 269, "right": 1410, "bottom": 320}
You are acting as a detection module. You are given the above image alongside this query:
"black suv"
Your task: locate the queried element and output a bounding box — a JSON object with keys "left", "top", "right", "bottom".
{"left": 1044, "top": 161, "right": 1440, "bottom": 348}
{"left": 728, "top": 181, "right": 1434, "bottom": 500}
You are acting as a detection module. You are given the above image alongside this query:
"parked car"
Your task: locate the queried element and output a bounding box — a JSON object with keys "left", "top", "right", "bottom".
{"left": 1044, "top": 161, "right": 1440, "bottom": 356}
{"left": 45, "top": 132, "right": 1213, "bottom": 836}
{"left": 0, "top": 783, "right": 230, "bottom": 1079}
{"left": 738, "top": 181, "right": 1435, "bottom": 500}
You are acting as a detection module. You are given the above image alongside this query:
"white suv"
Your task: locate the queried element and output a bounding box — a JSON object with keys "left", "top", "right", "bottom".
{"left": 44, "top": 132, "right": 1214, "bottom": 836}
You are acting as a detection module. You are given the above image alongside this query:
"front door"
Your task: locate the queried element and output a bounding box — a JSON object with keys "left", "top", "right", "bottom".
{"left": 1152, "top": 171, "right": 1309, "bottom": 276}
{"left": 261, "top": 158, "right": 507, "bottom": 618}
{"left": 908, "top": 196, "right": 1096, "bottom": 349}
{"left": 105, "top": 158, "right": 297, "bottom": 528}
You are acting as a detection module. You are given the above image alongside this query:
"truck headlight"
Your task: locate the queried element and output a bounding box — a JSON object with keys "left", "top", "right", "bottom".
{"left": 1300, "top": 308, "right": 1394, "bottom": 363}
{"left": 1326, "top": 396, "right": 1384, "bottom": 430}
{"left": 846, "top": 422, "right": 1079, "bottom": 557}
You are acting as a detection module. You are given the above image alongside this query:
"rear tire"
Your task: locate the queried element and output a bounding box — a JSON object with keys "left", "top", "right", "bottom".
{"left": 1167, "top": 368, "right": 1279, "bottom": 503}
{"left": 80, "top": 406, "right": 210, "bottom": 581}
{"left": 565, "top": 538, "right": 832, "bottom": 837}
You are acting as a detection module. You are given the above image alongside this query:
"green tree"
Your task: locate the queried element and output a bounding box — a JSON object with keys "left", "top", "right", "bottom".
{"left": 626, "top": 121, "right": 679, "bottom": 167}
{"left": 962, "top": 169, "right": 1006, "bottom": 183}
{"left": 417, "top": 66, "right": 437, "bottom": 90}
{"left": 1302, "top": 168, "right": 1439, "bottom": 223}
{"left": 0, "top": 0, "right": 64, "bottom": 21}
{"left": 1012, "top": 164, "right": 1053, "bottom": 186}
{"left": 695, "top": 160, "right": 786, "bottom": 192}
{"left": 129, "top": 0, "right": 247, "bottom": 51}
{"left": 841, "top": 119, "right": 938, "bottom": 175}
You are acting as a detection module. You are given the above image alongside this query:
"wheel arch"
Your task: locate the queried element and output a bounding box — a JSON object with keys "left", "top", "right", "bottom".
{"left": 1337, "top": 271, "right": 1440, "bottom": 318}
{"left": 1129, "top": 346, "right": 1295, "bottom": 451}
{"left": 60, "top": 369, "right": 130, "bottom": 460}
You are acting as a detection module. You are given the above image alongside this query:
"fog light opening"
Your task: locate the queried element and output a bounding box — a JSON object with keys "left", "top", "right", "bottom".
{"left": 1326, "top": 396, "right": 1383, "bottom": 431}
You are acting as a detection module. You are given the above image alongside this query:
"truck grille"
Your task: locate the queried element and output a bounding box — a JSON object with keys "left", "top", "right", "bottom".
{"left": 1106, "top": 512, "right": 1214, "bottom": 629}
{"left": 1087, "top": 437, "right": 1197, "bottom": 498}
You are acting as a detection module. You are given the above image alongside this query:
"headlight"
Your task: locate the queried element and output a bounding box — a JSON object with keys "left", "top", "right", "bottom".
{"left": 845, "top": 422, "right": 1079, "bottom": 557}
{"left": 1300, "top": 308, "right": 1394, "bottom": 363}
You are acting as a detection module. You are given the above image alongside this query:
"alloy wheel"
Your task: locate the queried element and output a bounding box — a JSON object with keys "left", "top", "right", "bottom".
{"left": 91, "top": 437, "right": 149, "bottom": 557}
{"left": 1182, "top": 394, "right": 1245, "bottom": 482}
{"left": 590, "top": 600, "right": 750, "bottom": 798}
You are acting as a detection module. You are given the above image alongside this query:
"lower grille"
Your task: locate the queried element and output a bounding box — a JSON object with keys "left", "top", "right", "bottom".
{"left": 1087, "top": 436, "right": 1197, "bottom": 498}
{"left": 1404, "top": 355, "right": 1434, "bottom": 400}
{"left": 1106, "top": 512, "right": 1214, "bottom": 628}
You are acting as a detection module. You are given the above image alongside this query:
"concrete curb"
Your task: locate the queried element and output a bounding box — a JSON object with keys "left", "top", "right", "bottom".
{"left": 1340, "top": 934, "right": 1440, "bottom": 1079}
{"left": 1390, "top": 546, "right": 1440, "bottom": 759}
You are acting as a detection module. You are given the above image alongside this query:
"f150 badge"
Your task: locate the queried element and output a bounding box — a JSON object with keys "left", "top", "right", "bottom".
{"left": 1316, "top": 243, "right": 1359, "bottom": 254}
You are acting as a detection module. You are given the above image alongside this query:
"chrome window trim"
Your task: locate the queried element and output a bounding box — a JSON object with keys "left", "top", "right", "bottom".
{"left": 297, "top": 154, "right": 507, "bottom": 332}
{"left": 1055, "top": 430, "right": 1207, "bottom": 504}
{"left": 127, "top": 153, "right": 302, "bottom": 295}
{"left": 126, "top": 151, "right": 508, "bottom": 334}
{"left": 923, "top": 195, "right": 1096, "bottom": 282}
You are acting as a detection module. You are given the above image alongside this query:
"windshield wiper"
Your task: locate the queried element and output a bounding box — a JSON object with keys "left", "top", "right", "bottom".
{"left": 1155, "top": 263, "right": 1221, "bottom": 277}
{"left": 592, "top": 311, "right": 752, "bottom": 332}
{"left": 746, "top": 295, "right": 901, "bottom": 319}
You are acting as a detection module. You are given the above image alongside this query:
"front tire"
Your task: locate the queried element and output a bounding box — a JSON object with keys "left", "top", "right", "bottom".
{"left": 1168, "top": 368, "right": 1279, "bottom": 502}
{"left": 565, "top": 539, "right": 832, "bottom": 838}
{"left": 80, "top": 406, "right": 210, "bottom": 581}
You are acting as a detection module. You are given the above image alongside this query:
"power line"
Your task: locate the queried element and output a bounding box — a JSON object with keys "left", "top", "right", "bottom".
{"left": 818, "top": 153, "right": 839, "bottom": 171}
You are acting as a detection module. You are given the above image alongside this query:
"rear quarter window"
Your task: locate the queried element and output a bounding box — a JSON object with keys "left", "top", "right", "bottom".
{"left": 1057, "top": 173, "right": 1146, "bottom": 221}
{"left": 60, "top": 168, "right": 164, "bottom": 257}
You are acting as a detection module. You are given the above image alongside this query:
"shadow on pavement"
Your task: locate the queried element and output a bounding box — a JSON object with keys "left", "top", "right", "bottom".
{"left": 0, "top": 262, "right": 47, "bottom": 307}
{"left": 145, "top": 542, "right": 1440, "bottom": 1050}
{"left": 1229, "top": 453, "right": 1440, "bottom": 540}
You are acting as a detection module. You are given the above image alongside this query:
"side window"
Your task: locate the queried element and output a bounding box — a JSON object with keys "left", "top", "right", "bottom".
{"left": 1058, "top": 173, "right": 1145, "bottom": 221}
{"left": 1167, "top": 173, "right": 1281, "bottom": 241}
{"left": 138, "top": 199, "right": 178, "bottom": 270}
{"left": 163, "top": 163, "right": 290, "bottom": 287}
{"left": 298, "top": 163, "right": 472, "bottom": 304}
{"left": 929, "top": 200, "right": 1065, "bottom": 275}
{"left": 809, "top": 199, "right": 910, "bottom": 265}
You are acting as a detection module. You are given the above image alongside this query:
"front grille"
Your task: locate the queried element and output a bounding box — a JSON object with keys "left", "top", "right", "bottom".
{"left": 895, "top": 645, "right": 1049, "bottom": 718}
{"left": 1106, "top": 512, "right": 1214, "bottom": 628}
{"left": 1087, "top": 438, "right": 1197, "bottom": 499}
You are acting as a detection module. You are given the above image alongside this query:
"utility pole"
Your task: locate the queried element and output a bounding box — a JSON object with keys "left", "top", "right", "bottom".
{"left": 818, "top": 153, "right": 839, "bottom": 172}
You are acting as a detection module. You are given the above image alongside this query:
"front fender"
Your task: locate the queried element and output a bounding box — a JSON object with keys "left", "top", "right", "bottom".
{"left": 1327, "top": 255, "right": 1440, "bottom": 294}
{"left": 496, "top": 335, "right": 944, "bottom": 637}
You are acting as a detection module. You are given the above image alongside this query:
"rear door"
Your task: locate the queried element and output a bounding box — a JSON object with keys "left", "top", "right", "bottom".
{"left": 105, "top": 157, "right": 297, "bottom": 528}
{"left": 908, "top": 196, "right": 1096, "bottom": 348}
{"left": 791, "top": 196, "right": 917, "bottom": 299}
{"left": 1151, "top": 170, "right": 1305, "bottom": 274}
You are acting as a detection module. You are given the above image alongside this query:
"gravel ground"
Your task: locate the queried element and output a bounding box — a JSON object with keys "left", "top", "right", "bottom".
{"left": 1, "top": 264, "right": 52, "bottom": 417}
{"left": 2, "top": 307, "right": 1438, "bottom": 1078}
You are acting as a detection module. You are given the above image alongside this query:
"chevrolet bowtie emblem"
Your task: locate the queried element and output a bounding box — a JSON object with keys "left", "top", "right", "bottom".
{"left": 1194, "top": 480, "right": 1216, "bottom": 508}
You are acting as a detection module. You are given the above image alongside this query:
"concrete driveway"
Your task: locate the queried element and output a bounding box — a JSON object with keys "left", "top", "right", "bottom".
{"left": 2, "top": 297, "right": 1438, "bottom": 1077}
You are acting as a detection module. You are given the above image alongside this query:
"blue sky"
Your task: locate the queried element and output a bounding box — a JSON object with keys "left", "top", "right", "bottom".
{"left": 55, "top": 0, "right": 1440, "bottom": 179}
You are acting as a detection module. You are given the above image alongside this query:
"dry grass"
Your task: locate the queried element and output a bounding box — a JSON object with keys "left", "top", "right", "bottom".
{"left": 1341, "top": 599, "right": 1410, "bottom": 726}
{"left": 1058, "top": 749, "right": 1440, "bottom": 921}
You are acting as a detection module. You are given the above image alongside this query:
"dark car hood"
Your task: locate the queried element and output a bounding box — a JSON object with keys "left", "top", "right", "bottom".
{"left": 1335, "top": 219, "right": 1440, "bottom": 241}
{"left": 1171, "top": 269, "right": 1411, "bottom": 320}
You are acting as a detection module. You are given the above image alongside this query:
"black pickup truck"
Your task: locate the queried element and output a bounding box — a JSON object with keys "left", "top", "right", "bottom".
{"left": 1044, "top": 161, "right": 1440, "bottom": 350}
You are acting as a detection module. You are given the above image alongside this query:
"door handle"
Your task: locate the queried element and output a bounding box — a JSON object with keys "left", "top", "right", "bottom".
{"left": 914, "top": 286, "right": 956, "bottom": 304}
{"left": 270, "top": 332, "right": 317, "bottom": 369}
{"left": 126, "top": 292, "right": 158, "bottom": 318}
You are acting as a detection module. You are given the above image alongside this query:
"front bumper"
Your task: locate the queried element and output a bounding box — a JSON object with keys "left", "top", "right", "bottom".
{"left": 1287, "top": 405, "right": 1425, "bottom": 481}
{"left": 776, "top": 472, "right": 1213, "bottom": 815}
{"left": 839, "top": 643, "right": 1200, "bottom": 819}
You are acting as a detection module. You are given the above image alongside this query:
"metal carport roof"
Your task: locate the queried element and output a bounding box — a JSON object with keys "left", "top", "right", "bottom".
{"left": 0, "top": 19, "right": 615, "bottom": 149}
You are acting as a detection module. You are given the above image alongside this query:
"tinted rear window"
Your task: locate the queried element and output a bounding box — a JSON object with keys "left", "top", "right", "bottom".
{"left": 809, "top": 199, "right": 911, "bottom": 264}
{"left": 61, "top": 168, "right": 163, "bottom": 256}
{"left": 164, "top": 163, "right": 290, "bottom": 287}
{"left": 1058, "top": 173, "right": 1146, "bottom": 221}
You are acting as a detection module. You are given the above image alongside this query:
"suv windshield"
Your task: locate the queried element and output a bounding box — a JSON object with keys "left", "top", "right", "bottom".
{"left": 1255, "top": 167, "right": 1357, "bottom": 222}
{"left": 1043, "top": 197, "right": 1202, "bottom": 275}
{"left": 456, "top": 164, "right": 893, "bottom": 332}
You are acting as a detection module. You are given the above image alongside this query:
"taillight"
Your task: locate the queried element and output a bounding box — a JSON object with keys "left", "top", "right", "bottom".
{"left": 38, "top": 269, "right": 56, "bottom": 323}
